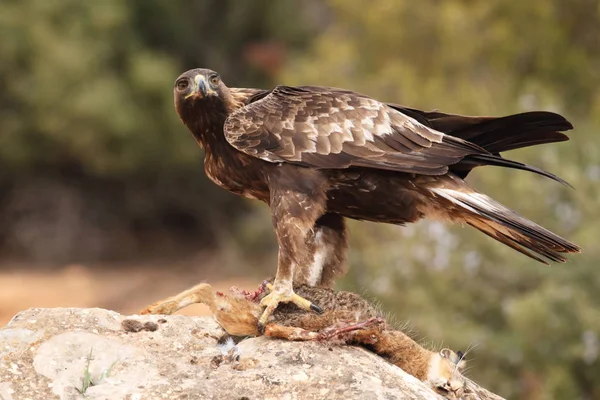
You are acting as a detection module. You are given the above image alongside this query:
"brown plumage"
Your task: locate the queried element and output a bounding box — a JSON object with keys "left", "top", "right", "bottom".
{"left": 173, "top": 68, "right": 580, "bottom": 327}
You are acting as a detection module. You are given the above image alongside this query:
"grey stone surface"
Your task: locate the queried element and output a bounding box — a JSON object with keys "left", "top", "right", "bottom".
{"left": 0, "top": 308, "right": 446, "bottom": 400}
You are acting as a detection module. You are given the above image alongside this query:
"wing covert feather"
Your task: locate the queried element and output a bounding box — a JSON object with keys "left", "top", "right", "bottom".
{"left": 224, "top": 86, "right": 487, "bottom": 175}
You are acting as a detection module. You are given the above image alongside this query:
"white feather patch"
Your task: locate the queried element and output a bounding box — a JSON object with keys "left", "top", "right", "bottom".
{"left": 306, "top": 231, "right": 328, "bottom": 286}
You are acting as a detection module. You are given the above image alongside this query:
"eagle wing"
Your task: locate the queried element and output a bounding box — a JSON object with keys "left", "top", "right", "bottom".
{"left": 223, "top": 86, "right": 488, "bottom": 176}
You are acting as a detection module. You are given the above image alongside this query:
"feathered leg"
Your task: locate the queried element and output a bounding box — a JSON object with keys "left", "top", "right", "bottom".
{"left": 258, "top": 167, "right": 328, "bottom": 330}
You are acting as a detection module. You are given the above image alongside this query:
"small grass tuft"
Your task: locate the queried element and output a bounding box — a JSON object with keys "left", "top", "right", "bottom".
{"left": 75, "top": 347, "right": 118, "bottom": 396}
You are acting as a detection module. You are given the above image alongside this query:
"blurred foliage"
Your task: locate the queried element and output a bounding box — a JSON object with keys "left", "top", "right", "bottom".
{"left": 0, "top": 0, "right": 315, "bottom": 175}
{"left": 0, "top": 0, "right": 598, "bottom": 398}
{"left": 281, "top": 1, "right": 599, "bottom": 398}
{"left": 0, "top": 0, "right": 315, "bottom": 262}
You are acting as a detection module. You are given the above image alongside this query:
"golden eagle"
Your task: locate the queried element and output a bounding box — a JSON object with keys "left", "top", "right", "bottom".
{"left": 174, "top": 68, "right": 580, "bottom": 328}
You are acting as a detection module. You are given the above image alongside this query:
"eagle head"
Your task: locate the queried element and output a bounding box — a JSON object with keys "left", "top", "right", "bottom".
{"left": 174, "top": 68, "right": 235, "bottom": 138}
{"left": 174, "top": 68, "right": 227, "bottom": 104}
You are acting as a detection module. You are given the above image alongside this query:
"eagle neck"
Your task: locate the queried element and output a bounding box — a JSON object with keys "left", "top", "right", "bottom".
{"left": 185, "top": 100, "right": 252, "bottom": 190}
{"left": 186, "top": 100, "right": 232, "bottom": 156}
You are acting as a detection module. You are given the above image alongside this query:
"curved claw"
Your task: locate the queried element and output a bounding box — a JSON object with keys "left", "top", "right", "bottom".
{"left": 310, "top": 303, "right": 324, "bottom": 314}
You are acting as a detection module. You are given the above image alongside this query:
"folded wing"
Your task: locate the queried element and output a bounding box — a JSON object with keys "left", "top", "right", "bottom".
{"left": 224, "top": 86, "right": 568, "bottom": 183}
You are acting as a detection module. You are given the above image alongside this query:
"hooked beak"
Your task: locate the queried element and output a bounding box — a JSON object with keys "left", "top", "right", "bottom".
{"left": 185, "top": 75, "right": 216, "bottom": 99}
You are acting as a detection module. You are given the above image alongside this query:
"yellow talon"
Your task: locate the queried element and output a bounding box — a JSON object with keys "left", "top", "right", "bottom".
{"left": 258, "top": 283, "right": 323, "bottom": 330}
{"left": 292, "top": 292, "right": 313, "bottom": 310}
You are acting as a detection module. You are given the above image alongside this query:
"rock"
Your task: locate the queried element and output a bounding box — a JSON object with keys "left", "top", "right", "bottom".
{"left": 0, "top": 308, "right": 449, "bottom": 400}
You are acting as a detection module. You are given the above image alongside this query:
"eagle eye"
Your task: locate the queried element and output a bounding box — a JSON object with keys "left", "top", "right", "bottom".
{"left": 176, "top": 79, "right": 189, "bottom": 91}
{"left": 209, "top": 75, "right": 220, "bottom": 86}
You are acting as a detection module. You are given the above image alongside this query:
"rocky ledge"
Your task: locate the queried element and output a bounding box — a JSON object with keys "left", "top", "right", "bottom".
{"left": 0, "top": 308, "right": 501, "bottom": 400}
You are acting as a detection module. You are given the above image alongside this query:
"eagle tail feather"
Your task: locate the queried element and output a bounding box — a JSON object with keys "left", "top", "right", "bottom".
{"left": 451, "top": 111, "right": 573, "bottom": 154}
{"left": 429, "top": 184, "right": 580, "bottom": 264}
{"left": 437, "top": 111, "right": 574, "bottom": 184}
{"left": 459, "top": 153, "right": 572, "bottom": 187}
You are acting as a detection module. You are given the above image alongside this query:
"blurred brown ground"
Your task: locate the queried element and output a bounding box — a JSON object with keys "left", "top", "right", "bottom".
{"left": 0, "top": 262, "right": 262, "bottom": 327}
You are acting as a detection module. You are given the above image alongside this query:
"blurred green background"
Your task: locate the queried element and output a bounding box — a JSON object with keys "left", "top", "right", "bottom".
{"left": 0, "top": 1, "right": 598, "bottom": 398}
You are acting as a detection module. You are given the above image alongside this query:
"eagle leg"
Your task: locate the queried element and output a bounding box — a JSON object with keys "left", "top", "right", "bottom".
{"left": 258, "top": 168, "right": 329, "bottom": 331}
